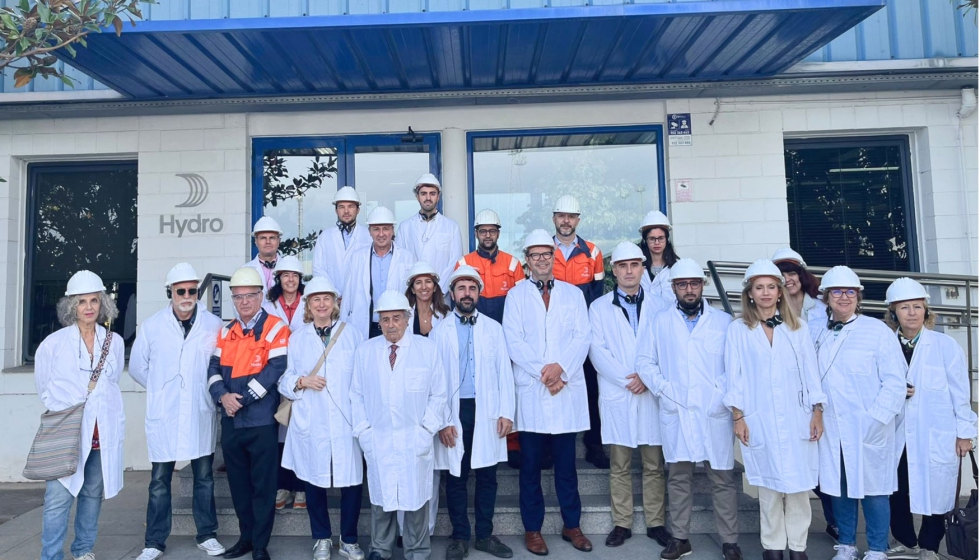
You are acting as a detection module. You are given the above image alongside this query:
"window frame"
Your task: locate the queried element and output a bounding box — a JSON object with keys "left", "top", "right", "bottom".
{"left": 465, "top": 125, "right": 666, "bottom": 252}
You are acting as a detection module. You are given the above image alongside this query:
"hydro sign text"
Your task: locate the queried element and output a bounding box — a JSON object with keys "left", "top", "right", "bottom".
{"left": 160, "top": 214, "right": 224, "bottom": 237}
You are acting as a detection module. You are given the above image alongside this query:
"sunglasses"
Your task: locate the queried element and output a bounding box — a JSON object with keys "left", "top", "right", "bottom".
{"left": 173, "top": 288, "right": 199, "bottom": 296}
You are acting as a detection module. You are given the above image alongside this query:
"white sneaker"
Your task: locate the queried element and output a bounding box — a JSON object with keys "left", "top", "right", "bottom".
{"left": 294, "top": 491, "right": 307, "bottom": 509}
{"left": 313, "top": 539, "right": 332, "bottom": 560}
{"left": 136, "top": 548, "right": 163, "bottom": 560}
{"left": 832, "top": 544, "right": 859, "bottom": 560}
{"left": 917, "top": 551, "right": 938, "bottom": 560}
{"left": 197, "top": 538, "right": 226, "bottom": 556}
{"left": 338, "top": 542, "right": 364, "bottom": 560}
{"left": 275, "top": 489, "right": 293, "bottom": 509}
{"left": 885, "top": 542, "right": 920, "bottom": 560}
{"left": 864, "top": 552, "right": 888, "bottom": 560}
{"left": 73, "top": 554, "right": 96, "bottom": 560}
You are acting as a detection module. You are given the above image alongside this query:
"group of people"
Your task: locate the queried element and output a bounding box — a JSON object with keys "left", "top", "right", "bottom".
{"left": 32, "top": 174, "right": 976, "bottom": 560}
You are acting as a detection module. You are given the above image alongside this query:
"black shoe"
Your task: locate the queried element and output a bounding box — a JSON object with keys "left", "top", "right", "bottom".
{"left": 647, "top": 526, "right": 672, "bottom": 547}
{"left": 661, "top": 538, "right": 693, "bottom": 560}
{"left": 446, "top": 539, "right": 469, "bottom": 560}
{"left": 475, "top": 536, "right": 513, "bottom": 558}
{"left": 367, "top": 553, "right": 384, "bottom": 560}
{"left": 585, "top": 447, "right": 610, "bottom": 469}
{"left": 762, "top": 550, "right": 784, "bottom": 560}
{"left": 825, "top": 525, "right": 840, "bottom": 543}
{"left": 722, "top": 543, "right": 743, "bottom": 560}
{"left": 222, "top": 541, "right": 253, "bottom": 559}
{"left": 252, "top": 549, "right": 270, "bottom": 560}
{"left": 507, "top": 451, "right": 521, "bottom": 469}
{"left": 605, "top": 526, "right": 632, "bottom": 547}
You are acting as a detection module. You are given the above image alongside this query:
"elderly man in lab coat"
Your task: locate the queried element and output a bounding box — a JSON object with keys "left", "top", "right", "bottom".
{"left": 635, "top": 258, "right": 743, "bottom": 560}
{"left": 397, "top": 173, "right": 463, "bottom": 295}
{"left": 129, "top": 263, "right": 225, "bottom": 560}
{"left": 312, "top": 186, "right": 371, "bottom": 288}
{"left": 243, "top": 216, "right": 284, "bottom": 294}
{"left": 503, "top": 228, "right": 593, "bottom": 556}
{"left": 589, "top": 242, "right": 670, "bottom": 549}
{"left": 432, "top": 265, "right": 516, "bottom": 560}
{"left": 351, "top": 290, "right": 450, "bottom": 560}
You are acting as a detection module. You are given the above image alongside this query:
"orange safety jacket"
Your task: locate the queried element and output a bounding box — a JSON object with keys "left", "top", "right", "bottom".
{"left": 553, "top": 236, "right": 604, "bottom": 306}
{"left": 456, "top": 249, "right": 525, "bottom": 323}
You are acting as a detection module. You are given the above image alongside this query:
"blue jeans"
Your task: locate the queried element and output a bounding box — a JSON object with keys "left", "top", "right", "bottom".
{"left": 306, "top": 482, "right": 362, "bottom": 544}
{"left": 832, "top": 456, "right": 890, "bottom": 552}
{"left": 41, "top": 450, "right": 104, "bottom": 560}
{"left": 145, "top": 455, "right": 218, "bottom": 551}
{"left": 518, "top": 431, "right": 580, "bottom": 532}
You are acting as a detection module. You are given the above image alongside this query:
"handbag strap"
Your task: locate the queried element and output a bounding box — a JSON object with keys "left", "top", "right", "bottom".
{"left": 310, "top": 322, "right": 345, "bottom": 377}
{"left": 86, "top": 329, "right": 113, "bottom": 394}
{"left": 954, "top": 449, "right": 978, "bottom": 508}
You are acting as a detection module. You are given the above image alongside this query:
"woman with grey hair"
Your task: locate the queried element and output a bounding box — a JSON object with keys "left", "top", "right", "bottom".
{"left": 36, "top": 270, "right": 125, "bottom": 560}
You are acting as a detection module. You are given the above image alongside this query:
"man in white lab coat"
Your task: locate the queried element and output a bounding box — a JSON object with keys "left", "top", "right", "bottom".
{"left": 351, "top": 290, "right": 450, "bottom": 560}
{"left": 635, "top": 258, "right": 743, "bottom": 560}
{"left": 312, "top": 186, "right": 371, "bottom": 288}
{"left": 243, "top": 216, "right": 285, "bottom": 294}
{"left": 397, "top": 173, "right": 463, "bottom": 295}
{"left": 432, "top": 265, "right": 516, "bottom": 560}
{"left": 129, "top": 263, "right": 225, "bottom": 560}
{"left": 589, "top": 242, "right": 670, "bottom": 549}
{"left": 340, "top": 206, "right": 414, "bottom": 340}
{"left": 502, "top": 228, "right": 593, "bottom": 556}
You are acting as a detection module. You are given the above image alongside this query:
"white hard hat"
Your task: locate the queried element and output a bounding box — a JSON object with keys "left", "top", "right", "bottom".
{"left": 552, "top": 194, "right": 581, "bottom": 214}
{"left": 273, "top": 255, "right": 304, "bottom": 276}
{"left": 333, "top": 186, "right": 360, "bottom": 205}
{"left": 771, "top": 248, "right": 807, "bottom": 268}
{"left": 230, "top": 267, "right": 264, "bottom": 288}
{"left": 66, "top": 270, "right": 106, "bottom": 296}
{"left": 639, "top": 210, "right": 671, "bottom": 233}
{"left": 818, "top": 265, "right": 863, "bottom": 292}
{"left": 304, "top": 276, "right": 340, "bottom": 300}
{"left": 252, "top": 216, "right": 283, "bottom": 236}
{"left": 523, "top": 229, "right": 555, "bottom": 252}
{"left": 886, "top": 277, "right": 929, "bottom": 304}
{"left": 474, "top": 209, "right": 501, "bottom": 228}
{"left": 366, "top": 206, "right": 396, "bottom": 225}
{"left": 449, "top": 264, "right": 484, "bottom": 291}
{"left": 743, "top": 259, "right": 784, "bottom": 287}
{"left": 165, "top": 262, "right": 200, "bottom": 287}
{"left": 414, "top": 173, "right": 441, "bottom": 191}
{"left": 375, "top": 289, "right": 412, "bottom": 313}
{"left": 406, "top": 261, "right": 440, "bottom": 287}
{"left": 611, "top": 241, "right": 645, "bottom": 264}
{"left": 669, "top": 258, "right": 706, "bottom": 281}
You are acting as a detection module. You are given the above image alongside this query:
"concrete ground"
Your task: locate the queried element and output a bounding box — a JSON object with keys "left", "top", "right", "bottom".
{"left": 0, "top": 472, "right": 879, "bottom": 560}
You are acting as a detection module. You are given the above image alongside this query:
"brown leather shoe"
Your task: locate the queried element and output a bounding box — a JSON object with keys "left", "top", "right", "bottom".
{"left": 561, "top": 527, "right": 593, "bottom": 552}
{"left": 525, "top": 531, "right": 549, "bottom": 556}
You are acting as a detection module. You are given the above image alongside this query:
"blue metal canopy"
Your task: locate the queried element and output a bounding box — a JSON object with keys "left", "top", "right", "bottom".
{"left": 57, "top": 0, "right": 884, "bottom": 100}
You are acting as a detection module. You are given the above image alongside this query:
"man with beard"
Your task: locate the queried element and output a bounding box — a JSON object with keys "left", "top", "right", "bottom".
{"left": 312, "top": 186, "right": 371, "bottom": 289}
{"left": 398, "top": 173, "right": 463, "bottom": 296}
{"left": 432, "top": 265, "right": 516, "bottom": 560}
{"left": 550, "top": 195, "right": 609, "bottom": 469}
{"left": 634, "top": 259, "right": 743, "bottom": 560}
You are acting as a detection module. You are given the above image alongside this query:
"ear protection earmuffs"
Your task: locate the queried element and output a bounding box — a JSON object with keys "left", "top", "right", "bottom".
{"left": 166, "top": 287, "right": 172, "bottom": 300}
{"left": 533, "top": 279, "right": 555, "bottom": 291}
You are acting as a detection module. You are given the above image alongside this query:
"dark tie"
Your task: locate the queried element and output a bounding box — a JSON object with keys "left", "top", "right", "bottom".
{"left": 389, "top": 344, "right": 398, "bottom": 370}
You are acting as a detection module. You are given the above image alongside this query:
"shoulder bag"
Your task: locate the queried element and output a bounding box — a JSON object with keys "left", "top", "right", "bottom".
{"left": 275, "top": 323, "right": 345, "bottom": 427}
{"left": 945, "top": 449, "right": 978, "bottom": 560}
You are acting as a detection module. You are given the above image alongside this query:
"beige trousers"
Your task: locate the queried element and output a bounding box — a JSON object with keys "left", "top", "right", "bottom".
{"left": 758, "top": 487, "right": 811, "bottom": 552}
{"left": 609, "top": 444, "right": 667, "bottom": 528}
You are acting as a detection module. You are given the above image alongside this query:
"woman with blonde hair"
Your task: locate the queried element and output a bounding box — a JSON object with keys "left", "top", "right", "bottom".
{"left": 725, "top": 260, "right": 826, "bottom": 560}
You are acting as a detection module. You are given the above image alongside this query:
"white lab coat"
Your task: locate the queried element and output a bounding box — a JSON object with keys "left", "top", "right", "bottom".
{"left": 277, "top": 321, "right": 365, "bottom": 489}
{"left": 432, "top": 314, "right": 516, "bottom": 475}
{"left": 641, "top": 264, "right": 675, "bottom": 304}
{"left": 800, "top": 294, "right": 827, "bottom": 323}
{"left": 34, "top": 325, "right": 126, "bottom": 498}
{"left": 129, "top": 303, "right": 223, "bottom": 463}
{"left": 811, "top": 315, "right": 907, "bottom": 498}
{"left": 502, "top": 279, "right": 591, "bottom": 434}
{"left": 244, "top": 252, "right": 283, "bottom": 294}
{"left": 724, "top": 319, "right": 827, "bottom": 493}
{"left": 339, "top": 243, "right": 415, "bottom": 339}
{"left": 896, "top": 328, "right": 977, "bottom": 514}
{"left": 351, "top": 333, "right": 449, "bottom": 512}
{"left": 588, "top": 291, "right": 663, "bottom": 447}
{"left": 263, "top": 296, "right": 306, "bottom": 333}
{"left": 635, "top": 304, "right": 735, "bottom": 469}
{"left": 312, "top": 224, "right": 372, "bottom": 290}
{"left": 397, "top": 213, "right": 463, "bottom": 294}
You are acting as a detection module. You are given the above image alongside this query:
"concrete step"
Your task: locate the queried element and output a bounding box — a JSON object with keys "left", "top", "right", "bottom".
{"left": 171, "top": 492, "right": 761, "bottom": 537}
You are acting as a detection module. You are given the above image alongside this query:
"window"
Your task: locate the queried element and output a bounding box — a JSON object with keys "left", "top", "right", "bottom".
{"left": 25, "top": 162, "right": 138, "bottom": 361}
{"left": 468, "top": 127, "right": 665, "bottom": 256}
{"left": 785, "top": 137, "right": 917, "bottom": 277}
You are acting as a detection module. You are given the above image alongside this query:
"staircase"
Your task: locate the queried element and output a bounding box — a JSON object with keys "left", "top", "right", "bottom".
{"left": 171, "top": 438, "right": 760, "bottom": 537}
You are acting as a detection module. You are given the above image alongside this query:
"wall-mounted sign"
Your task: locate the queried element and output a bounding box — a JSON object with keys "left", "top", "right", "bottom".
{"left": 159, "top": 173, "right": 225, "bottom": 236}
{"left": 674, "top": 178, "right": 693, "bottom": 202}
{"left": 668, "top": 113, "right": 692, "bottom": 147}
{"left": 211, "top": 281, "right": 222, "bottom": 318}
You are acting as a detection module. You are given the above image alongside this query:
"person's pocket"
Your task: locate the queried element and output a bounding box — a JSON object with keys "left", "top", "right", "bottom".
{"left": 406, "top": 368, "right": 427, "bottom": 392}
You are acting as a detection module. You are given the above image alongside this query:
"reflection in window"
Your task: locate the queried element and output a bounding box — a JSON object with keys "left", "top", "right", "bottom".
{"left": 353, "top": 144, "right": 432, "bottom": 224}
{"left": 471, "top": 129, "right": 661, "bottom": 256}
{"left": 26, "top": 162, "right": 138, "bottom": 360}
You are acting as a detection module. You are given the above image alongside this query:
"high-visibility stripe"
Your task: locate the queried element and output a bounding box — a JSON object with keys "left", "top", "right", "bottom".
{"left": 213, "top": 347, "right": 222, "bottom": 357}
{"left": 594, "top": 271, "right": 605, "bottom": 281}
{"left": 268, "top": 346, "right": 287, "bottom": 359}
{"left": 508, "top": 256, "right": 519, "bottom": 272}
{"left": 207, "top": 374, "right": 222, "bottom": 388}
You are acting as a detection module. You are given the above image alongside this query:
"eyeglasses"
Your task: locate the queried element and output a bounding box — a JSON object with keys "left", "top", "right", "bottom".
{"left": 526, "top": 251, "right": 554, "bottom": 262}
{"left": 646, "top": 236, "right": 667, "bottom": 244}
{"left": 673, "top": 280, "right": 703, "bottom": 290}
{"left": 231, "top": 291, "right": 263, "bottom": 302}
{"left": 830, "top": 289, "right": 858, "bottom": 298}
{"left": 476, "top": 228, "right": 499, "bottom": 236}
{"left": 173, "top": 288, "right": 199, "bottom": 296}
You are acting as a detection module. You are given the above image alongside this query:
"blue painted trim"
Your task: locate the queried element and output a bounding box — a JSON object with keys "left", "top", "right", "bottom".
{"left": 465, "top": 124, "right": 665, "bottom": 253}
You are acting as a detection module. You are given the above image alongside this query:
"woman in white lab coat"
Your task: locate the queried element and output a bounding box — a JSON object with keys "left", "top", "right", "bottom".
{"left": 277, "top": 277, "right": 366, "bottom": 560}
{"left": 772, "top": 248, "right": 827, "bottom": 324}
{"left": 811, "top": 266, "right": 907, "bottom": 560}
{"left": 35, "top": 270, "right": 126, "bottom": 560}
{"left": 637, "top": 210, "right": 679, "bottom": 304}
{"left": 883, "top": 278, "right": 976, "bottom": 560}
{"left": 724, "top": 260, "right": 826, "bottom": 560}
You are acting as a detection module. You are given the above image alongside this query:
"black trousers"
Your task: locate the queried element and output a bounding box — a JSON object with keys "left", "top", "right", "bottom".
{"left": 890, "top": 448, "right": 946, "bottom": 553}
{"left": 445, "top": 399, "right": 498, "bottom": 541}
{"left": 221, "top": 418, "right": 278, "bottom": 549}
{"left": 583, "top": 358, "right": 603, "bottom": 449}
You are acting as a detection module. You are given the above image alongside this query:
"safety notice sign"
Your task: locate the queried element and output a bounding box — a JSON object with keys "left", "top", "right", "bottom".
{"left": 668, "top": 113, "right": 692, "bottom": 146}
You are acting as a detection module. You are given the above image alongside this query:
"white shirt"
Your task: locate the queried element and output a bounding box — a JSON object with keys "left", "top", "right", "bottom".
{"left": 397, "top": 213, "right": 463, "bottom": 294}
{"left": 312, "top": 223, "right": 371, "bottom": 290}
{"left": 339, "top": 243, "right": 414, "bottom": 339}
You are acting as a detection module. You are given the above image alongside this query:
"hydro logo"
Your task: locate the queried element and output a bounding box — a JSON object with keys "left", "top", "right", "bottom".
{"left": 160, "top": 173, "right": 225, "bottom": 237}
